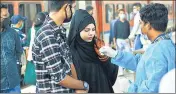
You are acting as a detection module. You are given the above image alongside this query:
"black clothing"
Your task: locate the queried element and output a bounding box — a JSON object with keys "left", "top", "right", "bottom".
{"left": 67, "top": 9, "right": 118, "bottom": 93}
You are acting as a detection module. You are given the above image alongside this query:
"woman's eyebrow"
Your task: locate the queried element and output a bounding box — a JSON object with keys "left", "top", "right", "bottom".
{"left": 85, "top": 28, "right": 91, "bottom": 30}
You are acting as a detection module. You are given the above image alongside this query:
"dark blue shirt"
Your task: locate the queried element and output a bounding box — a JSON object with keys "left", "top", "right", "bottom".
{"left": 0, "top": 26, "right": 23, "bottom": 90}
{"left": 114, "top": 20, "right": 130, "bottom": 39}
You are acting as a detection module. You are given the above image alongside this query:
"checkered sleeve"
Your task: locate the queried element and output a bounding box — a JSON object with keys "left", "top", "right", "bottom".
{"left": 40, "top": 33, "right": 71, "bottom": 83}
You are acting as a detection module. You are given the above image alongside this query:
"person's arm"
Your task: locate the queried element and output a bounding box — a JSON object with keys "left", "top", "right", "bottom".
{"left": 26, "top": 28, "right": 31, "bottom": 47}
{"left": 127, "top": 21, "right": 131, "bottom": 37}
{"left": 40, "top": 34, "right": 85, "bottom": 90}
{"left": 128, "top": 13, "right": 140, "bottom": 40}
{"left": 109, "top": 22, "right": 113, "bottom": 44}
{"left": 70, "top": 63, "right": 87, "bottom": 93}
{"left": 113, "top": 21, "right": 118, "bottom": 47}
{"left": 70, "top": 63, "right": 78, "bottom": 79}
{"left": 59, "top": 75, "right": 84, "bottom": 89}
{"left": 25, "top": 29, "right": 32, "bottom": 58}
{"left": 132, "top": 49, "right": 145, "bottom": 54}
{"left": 113, "top": 38, "right": 116, "bottom": 47}
{"left": 127, "top": 21, "right": 132, "bottom": 47}
{"left": 111, "top": 20, "right": 115, "bottom": 43}
{"left": 111, "top": 51, "right": 141, "bottom": 71}
{"left": 99, "top": 46, "right": 141, "bottom": 71}
{"left": 14, "top": 30, "right": 23, "bottom": 62}
{"left": 109, "top": 21, "right": 114, "bottom": 45}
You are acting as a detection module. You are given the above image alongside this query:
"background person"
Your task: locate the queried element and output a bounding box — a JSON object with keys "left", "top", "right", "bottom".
{"left": 0, "top": 4, "right": 23, "bottom": 93}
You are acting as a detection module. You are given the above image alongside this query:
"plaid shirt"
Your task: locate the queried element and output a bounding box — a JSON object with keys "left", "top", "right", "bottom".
{"left": 32, "top": 16, "right": 74, "bottom": 93}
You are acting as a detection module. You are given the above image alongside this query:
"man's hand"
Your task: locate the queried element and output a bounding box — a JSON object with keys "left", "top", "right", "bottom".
{"left": 25, "top": 47, "right": 29, "bottom": 59}
{"left": 99, "top": 46, "right": 118, "bottom": 58}
{"left": 75, "top": 90, "right": 88, "bottom": 93}
{"left": 70, "top": 64, "right": 78, "bottom": 79}
{"left": 112, "top": 42, "right": 117, "bottom": 50}
{"left": 125, "top": 38, "right": 130, "bottom": 43}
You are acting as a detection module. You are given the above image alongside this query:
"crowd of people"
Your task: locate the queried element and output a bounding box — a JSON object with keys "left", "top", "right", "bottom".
{"left": 0, "top": 0, "right": 175, "bottom": 93}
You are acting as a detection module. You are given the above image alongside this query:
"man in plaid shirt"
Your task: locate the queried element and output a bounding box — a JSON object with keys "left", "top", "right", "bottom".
{"left": 32, "top": 0, "right": 89, "bottom": 93}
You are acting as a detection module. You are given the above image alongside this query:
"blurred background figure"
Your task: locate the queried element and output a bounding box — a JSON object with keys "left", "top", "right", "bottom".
{"left": 113, "top": 9, "right": 131, "bottom": 76}
{"left": 128, "top": 3, "right": 143, "bottom": 50}
{"left": 166, "top": 28, "right": 176, "bottom": 45}
{"left": 1, "top": 4, "right": 23, "bottom": 93}
{"left": 24, "top": 12, "right": 48, "bottom": 93}
{"left": 11, "top": 15, "right": 27, "bottom": 48}
{"left": 24, "top": 12, "right": 48, "bottom": 86}
{"left": 109, "top": 7, "right": 119, "bottom": 48}
{"left": 86, "top": 6, "right": 93, "bottom": 16}
{"left": 11, "top": 15, "right": 27, "bottom": 83}
{"left": 113, "top": 9, "right": 130, "bottom": 52}
{"left": 107, "top": 4, "right": 114, "bottom": 23}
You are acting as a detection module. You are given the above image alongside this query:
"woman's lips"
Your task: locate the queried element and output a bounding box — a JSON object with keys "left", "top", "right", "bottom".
{"left": 88, "top": 37, "right": 93, "bottom": 40}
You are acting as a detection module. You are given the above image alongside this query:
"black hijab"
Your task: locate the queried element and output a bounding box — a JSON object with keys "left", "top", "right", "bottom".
{"left": 67, "top": 9, "right": 96, "bottom": 46}
{"left": 67, "top": 9, "right": 118, "bottom": 93}
{"left": 67, "top": 9, "right": 100, "bottom": 77}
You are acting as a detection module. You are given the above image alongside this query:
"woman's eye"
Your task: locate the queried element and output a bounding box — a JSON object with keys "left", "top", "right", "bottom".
{"left": 92, "top": 28, "right": 95, "bottom": 31}
{"left": 84, "top": 30, "right": 89, "bottom": 32}
{"left": 84, "top": 28, "right": 90, "bottom": 32}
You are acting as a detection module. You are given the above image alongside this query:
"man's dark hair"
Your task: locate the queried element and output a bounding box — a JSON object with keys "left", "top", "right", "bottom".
{"left": 86, "top": 6, "right": 93, "bottom": 12}
{"left": 0, "top": 4, "right": 8, "bottom": 9}
{"left": 49, "top": 0, "right": 72, "bottom": 12}
{"left": 133, "top": 3, "right": 141, "bottom": 8}
{"left": 34, "top": 12, "right": 48, "bottom": 27}
{"left": 140, "top": 3, "right": 168, "bottom": 32}
{"left": 118, "top": 9, "right": 125, "bottom": 13}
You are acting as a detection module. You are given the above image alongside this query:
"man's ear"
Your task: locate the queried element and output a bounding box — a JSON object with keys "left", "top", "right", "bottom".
{"left": 61, "top": 4, "right": 68, "bottom": 11}
{"left": 146, "top": 23, "right": 152, "bottom": 30}
{"left": 17, "top": 21, "right": 21, "bottom": 25}
{"left": 60, "top": 4, "right": 68, "bottom": 16}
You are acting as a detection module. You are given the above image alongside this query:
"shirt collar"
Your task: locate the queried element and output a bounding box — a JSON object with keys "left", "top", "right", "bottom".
{"left": 45, "top": 16, "right": 66, "bottom": 35}
{"left": 152, "top": 33, "right": 170, "bottom": 44}
{"left": 12, "top": 27, "right": 20, "bottom": 31}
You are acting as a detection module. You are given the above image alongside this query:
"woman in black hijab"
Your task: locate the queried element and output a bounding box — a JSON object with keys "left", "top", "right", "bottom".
{"left": 67, "top": 9, "right": 119, "bottom": 93}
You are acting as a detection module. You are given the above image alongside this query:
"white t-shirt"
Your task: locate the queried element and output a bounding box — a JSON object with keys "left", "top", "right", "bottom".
{"left": 128, "top": 12, "right": 141, "bottom": 39}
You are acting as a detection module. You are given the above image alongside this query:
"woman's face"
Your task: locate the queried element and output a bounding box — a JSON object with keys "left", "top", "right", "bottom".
{"left": 80, "top": 23, "right": 96, "bottom": 42}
